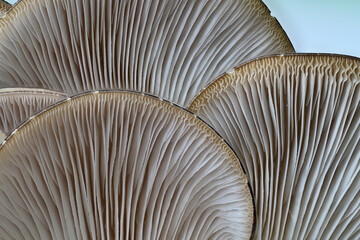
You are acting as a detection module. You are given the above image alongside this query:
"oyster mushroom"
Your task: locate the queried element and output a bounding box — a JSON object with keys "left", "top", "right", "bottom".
{"left": 0, "top": 88, "right": 66, "bottom": 135}
{"left": 0, "top": 91, "right": 254, "bottom": 239}
{"left": 0, "top": 0, "right": 293, "bottom": 106}
{"left": 189, "top": 54, "right": 360, "bottom": 239}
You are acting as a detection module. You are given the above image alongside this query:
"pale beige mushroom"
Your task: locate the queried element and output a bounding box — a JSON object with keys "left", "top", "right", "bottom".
{"left": 0, "top": 88, "right": 66, "bottom": 135}
{"left": 189, "top": 54, "right": 360, "bottom": 239}
{"left": 0, "top": 91, "right": 254, "bottom": 239}
{"left": 0, "top": 0, "right": 293, "bottom": 106}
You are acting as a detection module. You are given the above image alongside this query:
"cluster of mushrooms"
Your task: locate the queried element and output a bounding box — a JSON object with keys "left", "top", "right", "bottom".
{"left": 0, "top": 0, "right": 359, "bottom": 239}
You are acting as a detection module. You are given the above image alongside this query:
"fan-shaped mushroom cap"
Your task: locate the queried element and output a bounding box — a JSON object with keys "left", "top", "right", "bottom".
{"left": 0, "top": 88, "right": 66, "bottom": 135}
{"left": 189, "top": 54, "right": 360, "bottom": 239}
{"left": 0, "top": 91, "right": 254, "bottom": 239}
{"left": 0, "top": 0, "right": 293, "bottom": 106}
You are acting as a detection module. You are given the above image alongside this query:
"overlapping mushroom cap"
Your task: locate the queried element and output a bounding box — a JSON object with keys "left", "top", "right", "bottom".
{"left": 0, "top": 88, "right": 66, "bottom": 135}
{"left": 189, "top": 54, "right": 360, "bottom": 239}
{"left": 0, "top": 0, "right": 293, "bottom": 106}
{"left": 0, "top": 91, "right": 254, "bottom": 239}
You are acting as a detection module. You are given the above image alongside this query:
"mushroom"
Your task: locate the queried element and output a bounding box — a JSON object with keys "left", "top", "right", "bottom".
{"left": 0, "top": 88, "right": 66, "bottom": 135}
{"left": 188, "top": 54, "right": 360, "bottom": 239}
{"left": 0, "top": 90, "right": 254, "bottom": 239}
{"left": 0, "top": 0, "right": 293, "bottom": 106}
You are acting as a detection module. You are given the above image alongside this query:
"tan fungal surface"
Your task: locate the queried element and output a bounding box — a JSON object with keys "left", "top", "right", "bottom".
{"left": 0, "top": 88, "right": 66, "bottom": 135}
{"left": 0, "top": 0, "right": 293, "bottom": 106}
{"left": 0, "top": 91, "right": 253, "bottom": 239}
{"left": 0, "top": 130, "right": 5, "bottom": 142}
{"left": 0, "top": 1, "right": 11, "bottom": 18}
{"left": 189, "top": 55, "right": 360, "bottom": 239}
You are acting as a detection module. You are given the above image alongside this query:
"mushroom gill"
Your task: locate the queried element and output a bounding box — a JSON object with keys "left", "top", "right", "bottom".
{"left": 0, "top": 0, "right": 293, "bottom": 106}
{"left": 0, "top": 130, "right": 5, "bottom": 142}
{"left": 0, "top": 91, "right": 254, "bottom": 239}
{"left": 189, "top": 54, "right": 360, "bottom": 239}
{"left": 0, "top": 88, "right": 66, "bottom": 135}
{"left": 0, "top": 0, "right": 10, "bottom": 18}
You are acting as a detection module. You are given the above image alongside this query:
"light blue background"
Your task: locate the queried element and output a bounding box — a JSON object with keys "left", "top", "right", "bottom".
{"left": 5, "top": 0, "right": 360, "bottom": 58}
{"left": 262, "top": 0, "right": 360, "bottom": 58}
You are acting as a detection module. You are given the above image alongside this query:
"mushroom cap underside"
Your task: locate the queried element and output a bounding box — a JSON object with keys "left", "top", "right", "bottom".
{"left": 189, "top": 54, "right": 360, "bottom": 239}
{"left": 0, "top": 90, "right": 254, "bottom": 239}
{"left": 0, "top": 0, "right": 294, "bottom": 106}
